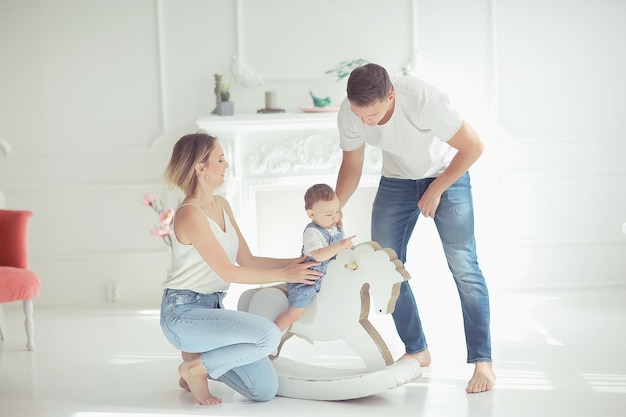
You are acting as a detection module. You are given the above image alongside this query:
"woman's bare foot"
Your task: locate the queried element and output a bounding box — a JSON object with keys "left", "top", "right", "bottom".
{"left": 397, "top": 348, "right": 432, "bottom": 367}
{"left": 466, "top": 361, "right": 496, "bottom": 393}
{"left": 178, "top": 359, "right": 221, "bottom": 405}
{"left": 178, "top": 351, "right": 200, "bottom": 392}
{"left": 182, "top": 351, "right": 201, "bottom": 361}
{"left": 179, "top": 377, "right": 190, "bottom": 392}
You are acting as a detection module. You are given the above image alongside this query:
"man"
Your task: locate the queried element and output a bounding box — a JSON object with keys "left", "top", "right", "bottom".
{"left": 335, "top": 63, "right": 495, "bottom": 393}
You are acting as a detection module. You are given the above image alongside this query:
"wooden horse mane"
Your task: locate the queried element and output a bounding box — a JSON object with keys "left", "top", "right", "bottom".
{"left": 355, "top": 243, "right": 411, "bottom": 367}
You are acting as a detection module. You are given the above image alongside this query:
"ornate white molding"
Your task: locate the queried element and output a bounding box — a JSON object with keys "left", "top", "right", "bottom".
{"left": 249, "top": 134, "right": 340, "bottom": 176}
{"left": 231, "top": 0, "right": 263, "bottom": 86}
{"left": 196, "top": 112, "right": 382, "bottom": 179}
{"left": 149, "top": 0, "right": 168, "bottom": 150}
{"left": 0, "top": 139, "right": 10, "bottom": 157}
{"left": 231, "top": 53, "right": 264, "bottom": 87}
{"left": 197, "top": 112, "right": 338, "bottom": 133}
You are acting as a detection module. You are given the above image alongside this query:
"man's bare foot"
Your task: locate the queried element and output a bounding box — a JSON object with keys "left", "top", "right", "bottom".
{"left": 178, "top": 359, "right": 221, "bottom": 405}
{"left": 397, "top": 348, "right": 432, "bottom": 367}
{"left": 466, "top": 361, "right": 496, "bottom": 393}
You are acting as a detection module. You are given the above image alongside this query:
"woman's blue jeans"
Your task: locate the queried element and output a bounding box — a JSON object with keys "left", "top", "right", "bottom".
{"left": 371, "top": 173, "right": 492, "bottom": 363}
{"left": 160, "top": 289, "right": 281, "bottom": 401}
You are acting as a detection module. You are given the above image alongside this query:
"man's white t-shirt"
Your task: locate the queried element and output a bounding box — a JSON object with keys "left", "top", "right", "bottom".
{"left": 338, "top": 76, "right": 463, "bottom": 180}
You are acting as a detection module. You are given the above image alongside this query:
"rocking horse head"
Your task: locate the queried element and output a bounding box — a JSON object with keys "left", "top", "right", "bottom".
{"left": 288, "top": 240, "right": 411, "bottom": 345}
{"left": 323, "top": 241, "right": 410, "bottom": 316}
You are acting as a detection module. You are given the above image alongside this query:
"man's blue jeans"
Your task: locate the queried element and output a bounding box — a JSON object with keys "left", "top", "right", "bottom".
{"left": 371, "top": 173, "right": 492, "bottom": 363}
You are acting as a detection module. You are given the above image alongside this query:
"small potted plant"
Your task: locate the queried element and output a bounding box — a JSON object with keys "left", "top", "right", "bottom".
{"left": 219, "top": 80, "right": 234, "bottom": 115}
{"left": 212, "top": 73, "right": 234, "bottom": 116}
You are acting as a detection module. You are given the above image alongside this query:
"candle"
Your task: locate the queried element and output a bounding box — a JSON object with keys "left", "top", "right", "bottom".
{"left": 265, "top": 91, "right": 277, "bottom": 109}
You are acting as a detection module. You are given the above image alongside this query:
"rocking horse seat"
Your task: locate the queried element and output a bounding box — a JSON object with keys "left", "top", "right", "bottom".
{"left": 238, "top": 241, "right": 422, "bottom": 400}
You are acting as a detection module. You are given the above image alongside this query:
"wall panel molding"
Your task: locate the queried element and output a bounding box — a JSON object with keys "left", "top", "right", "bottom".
{"left": 490, "top": 0, "right": 625, "bottom": 141}
{"left": 232, "top": 0, "right": 419, "bottom": 85}
{"left": 0, "top": 139, "right": 9, "bottom": 157}
{"left": 0, "top": 0, "right": 167, "bottom": 155}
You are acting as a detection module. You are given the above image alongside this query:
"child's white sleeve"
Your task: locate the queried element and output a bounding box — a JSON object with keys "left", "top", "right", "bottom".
{"left": 302, "top": 228, "right": 327, "bottom": 256}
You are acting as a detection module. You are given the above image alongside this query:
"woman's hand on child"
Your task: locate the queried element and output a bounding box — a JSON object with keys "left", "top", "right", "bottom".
{"left": 284, "top": 256, "right": 322, "bottom": 284}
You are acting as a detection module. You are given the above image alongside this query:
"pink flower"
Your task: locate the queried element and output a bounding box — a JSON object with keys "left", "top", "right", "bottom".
{"left": 143, "top": 194, "right": 176, "bottom": 247}
{"left": 151, "top": 224, "right": 173, "bottom": 238}
{"left": 142, "top": 194, "right": 157, "bottom": 207}
{"left": 159, "top": 209, "right": 175, "bottom": 226}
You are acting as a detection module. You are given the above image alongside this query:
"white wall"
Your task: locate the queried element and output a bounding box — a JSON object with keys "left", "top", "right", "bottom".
{"left": 0, "top": 0, "right": 624, "bottom": 309}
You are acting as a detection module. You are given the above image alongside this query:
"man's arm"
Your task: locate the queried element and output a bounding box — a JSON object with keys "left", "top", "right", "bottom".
{"left": 418, "top": 121, "right": 484, "bottom": 218}
{"left": 335, "top": 145, "right": 365, "bottom": 209}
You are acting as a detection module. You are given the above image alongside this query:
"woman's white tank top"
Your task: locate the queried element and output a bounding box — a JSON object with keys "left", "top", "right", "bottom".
{"left": 161, "top": 203, "right": 239, "bottom": 294}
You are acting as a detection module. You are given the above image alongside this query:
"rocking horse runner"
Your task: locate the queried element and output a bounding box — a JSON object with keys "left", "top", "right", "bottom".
{"left": 238, "top": 241, "right": 422, "bottom": 400}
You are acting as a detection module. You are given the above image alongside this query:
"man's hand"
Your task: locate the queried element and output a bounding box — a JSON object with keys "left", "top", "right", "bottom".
{"left": 417, "top": 189, "right": 441, "bottom": 218}
{"left": 337, "top": 209, "right": 344, "bottom": 229}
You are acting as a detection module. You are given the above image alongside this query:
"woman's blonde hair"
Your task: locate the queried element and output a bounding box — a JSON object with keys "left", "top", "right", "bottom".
{"left": 164, "top": 133, "right": 217, "bottom": 196}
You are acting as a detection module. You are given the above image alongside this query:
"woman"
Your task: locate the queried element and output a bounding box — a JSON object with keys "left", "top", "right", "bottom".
{"left": 160, "top": 133, "right": 321, "bottom": 405}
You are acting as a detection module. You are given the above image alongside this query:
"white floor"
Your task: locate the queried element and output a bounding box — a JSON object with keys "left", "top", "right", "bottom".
{"left": 1, "top": 286, "right": 626, "bottom": 417}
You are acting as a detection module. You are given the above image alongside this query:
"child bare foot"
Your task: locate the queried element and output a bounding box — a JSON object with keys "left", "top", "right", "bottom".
{"left": 466, "top": 361, "right": 496, "bottom": 393}
{"left": 178, "top": 359, "right": 221, "bottom": 405}
{"left": 397, "top": 348, "right": 432, "bottom": 367}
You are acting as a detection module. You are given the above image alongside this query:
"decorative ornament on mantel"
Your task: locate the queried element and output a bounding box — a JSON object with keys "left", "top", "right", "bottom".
{"left": 258, "top": 90, "right": 285, "bottom": 114}
{"left": 301, "top": 91, "right": 339, "bottom": 113}
{"left": 309, "top": 91, "right": 331, "bottom": 108}
{"left": 212, "top": 73, "right": 234, "bottom": 116}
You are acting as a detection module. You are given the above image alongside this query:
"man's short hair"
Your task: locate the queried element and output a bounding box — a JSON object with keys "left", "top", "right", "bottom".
{"left": 346, "top": 63, "right": 392, "bottom": 107}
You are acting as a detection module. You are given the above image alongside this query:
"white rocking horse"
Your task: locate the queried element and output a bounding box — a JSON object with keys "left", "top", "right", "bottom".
{"left": 237, "top": 241, "right": 421, "bottom": 400}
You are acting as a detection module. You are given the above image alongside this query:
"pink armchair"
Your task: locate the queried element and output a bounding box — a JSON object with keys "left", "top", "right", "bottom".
{"left": 0, "top": 210, "right": 41, "bottom": 350}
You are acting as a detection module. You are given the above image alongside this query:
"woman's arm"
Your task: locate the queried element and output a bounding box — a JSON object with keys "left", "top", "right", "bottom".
{"left": 220, "top": 198, "right": 303, "bottom": 269}
{"left": 175, "top": 200, "right": 320, "bottom": 285}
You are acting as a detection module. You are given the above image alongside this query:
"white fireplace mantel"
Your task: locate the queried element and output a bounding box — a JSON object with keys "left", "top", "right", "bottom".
{"left": 197, "top": 112, "right": 339, "bottom": 133}
{"left": 196, "top": 113, "right": 381, "bottom": 252}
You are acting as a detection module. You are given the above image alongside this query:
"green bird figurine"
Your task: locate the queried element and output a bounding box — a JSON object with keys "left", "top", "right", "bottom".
{"left": 309, "top": 91, "right": 332, "bottom": 108}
